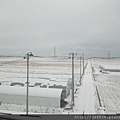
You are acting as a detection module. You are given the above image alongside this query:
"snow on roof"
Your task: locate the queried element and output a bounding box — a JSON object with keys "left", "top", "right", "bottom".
{"left": 0, "top": 86, "right": 62, "bottom": 99}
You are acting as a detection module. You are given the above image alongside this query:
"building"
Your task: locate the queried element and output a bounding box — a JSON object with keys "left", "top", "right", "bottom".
{"left": 0, "top": 86, "right": 66, "bottom": 108}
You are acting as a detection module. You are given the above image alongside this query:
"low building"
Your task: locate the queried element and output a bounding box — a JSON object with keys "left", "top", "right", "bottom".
{"left": 34, "top": 79, "right": 71, "bottom": 98}
{"left": 0, "top": 86, "right": 65, "bottom": 108}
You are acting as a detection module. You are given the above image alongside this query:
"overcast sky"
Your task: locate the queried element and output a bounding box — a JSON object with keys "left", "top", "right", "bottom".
{"left": 0, "top": 0, "right": 120, "bottom": 57}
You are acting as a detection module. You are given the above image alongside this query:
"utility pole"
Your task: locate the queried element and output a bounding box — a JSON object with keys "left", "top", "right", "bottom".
{"left": 83, "top": 53, "right": 84, "bottom": 75}
{"left": 79, "top": 56, "right": 82, "bottom": 85}
{"left": 54, "top": 47, "right": 56, "bottom": 57}
{"left": 69, "top": 52, "right": 77, "bottom": 109}
{"left": 24, "top": 52, "right": 33, "bottom": 115}
{"left": 26, "top": 53, "right": 29, "bottom": 115}
{"left": 108, "top": 51, "right": 110, "bottom": 59}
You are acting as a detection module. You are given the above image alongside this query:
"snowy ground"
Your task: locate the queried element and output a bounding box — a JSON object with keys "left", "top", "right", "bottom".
{"left": 1, "top": 57, "right": 119, "bottom": 114}
{"left": 73, "top": 60, "right": 95, "bottom": 114}
{"left": 92, "top": 58, "right": 120, "bottom": 114}
{"left": 0, "top": 57, "right": 83, "bottom": 86}
{"left": 0, "top": 57, "right": 87, "bottom": 114}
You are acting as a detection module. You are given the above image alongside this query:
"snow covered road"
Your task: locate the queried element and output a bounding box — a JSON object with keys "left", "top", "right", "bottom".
{"left": 74, "top": 60, "right": 95, "bottom": 114}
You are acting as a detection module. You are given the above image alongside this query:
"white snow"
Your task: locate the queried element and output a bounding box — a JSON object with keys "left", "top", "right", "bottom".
{"left": 0, "top": 86, "right": 62, "bottom": 98}
{"left": 92, "top": 58, "right": 120, "bottom": 114}
{"left": 73, "top": 60, "right": 95, "bottom": 114}
{"left": 0, "top": 57, "right": 95, "bottom": 114}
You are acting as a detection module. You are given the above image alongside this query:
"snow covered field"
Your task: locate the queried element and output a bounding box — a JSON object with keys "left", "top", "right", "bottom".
{"left": 0, "top": 57, "right": 86, "bottom": 114}
{"left": 1, "top": 57, "right": 119, "bottom": 114}
{"left": 92, "top": 58, "right": 120, "bottom": 114}
{"left": 0, "top": 57, "right": 82, "bottom": 86}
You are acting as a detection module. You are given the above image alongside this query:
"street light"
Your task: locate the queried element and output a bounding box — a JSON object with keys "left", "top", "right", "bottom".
{"left": 23, "top": 52, "right": 33, "bottom": 115}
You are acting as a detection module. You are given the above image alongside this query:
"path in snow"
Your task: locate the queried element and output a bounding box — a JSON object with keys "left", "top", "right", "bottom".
{"left": 74, "top": 60, "right": 95, "bottom": 114}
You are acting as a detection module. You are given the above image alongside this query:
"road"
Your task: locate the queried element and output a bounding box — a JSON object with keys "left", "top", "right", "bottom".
{"left": 74, "top": 60, "right": 95, "bottom": 114}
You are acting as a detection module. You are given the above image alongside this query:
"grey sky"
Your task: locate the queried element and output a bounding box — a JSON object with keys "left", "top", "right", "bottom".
{"left": 0, "top": 0, "right": 120, "bottom": 57}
